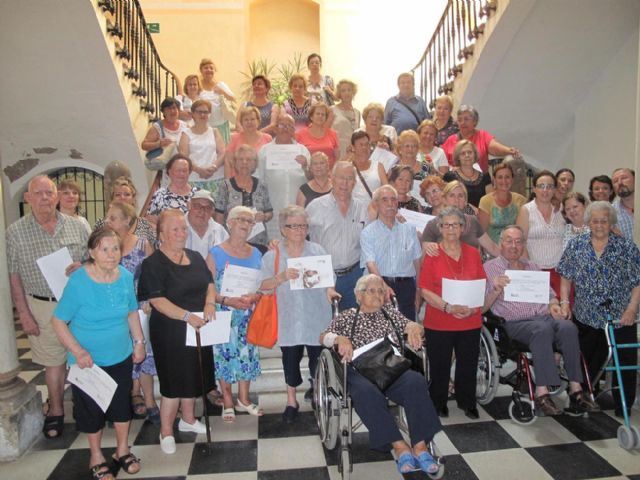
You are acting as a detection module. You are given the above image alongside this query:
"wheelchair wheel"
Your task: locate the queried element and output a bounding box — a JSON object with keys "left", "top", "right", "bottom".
{"left": 508, "top": 397, "right": 537, "bottom": 425}
{"left": 314, "top": 349, "right": 340, "bottom": 450}
{"left": 477, "top": 326, "right": 500, "bottom": 405}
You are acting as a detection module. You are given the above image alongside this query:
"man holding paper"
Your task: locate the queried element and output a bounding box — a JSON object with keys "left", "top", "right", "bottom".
{"left": 7, "top": 175, "right": 88, "bottom": 439}
{"left": 483, "top": 225, "right": 599, "bottom": 416}
{"left": 361, "top": 185, "right": 422, "bottom": 320}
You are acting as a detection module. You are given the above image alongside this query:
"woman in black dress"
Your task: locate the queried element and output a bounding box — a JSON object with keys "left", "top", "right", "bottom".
{"left": 138, "top": 209, "right": 217, "bottom": 455}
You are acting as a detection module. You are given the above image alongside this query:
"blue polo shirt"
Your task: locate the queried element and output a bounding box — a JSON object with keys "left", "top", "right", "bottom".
{"left": 384, "top": 95, "right": 430, "bottom": 134}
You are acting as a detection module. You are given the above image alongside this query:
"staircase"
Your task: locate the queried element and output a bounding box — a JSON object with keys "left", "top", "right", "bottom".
{"left": 410, "top": 0, "right": 640, "bottom": 188}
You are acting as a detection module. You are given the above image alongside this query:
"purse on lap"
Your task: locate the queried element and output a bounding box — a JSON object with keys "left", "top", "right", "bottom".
{"left": 350, "top": 308, "right": 411, "bottom": 391}
{"left": 144, "top": 121, "right": 176, "bottom": 171}
{"left": 247, "top": 247, "right": 279, "bottom": 349}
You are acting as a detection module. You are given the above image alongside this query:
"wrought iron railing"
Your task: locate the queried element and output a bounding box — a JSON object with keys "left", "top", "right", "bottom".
{"left": 411, "top": 0, "right": 496, "bottom": 110}
{"left": 98, "top": 0, "right": 178, "bottom": 121}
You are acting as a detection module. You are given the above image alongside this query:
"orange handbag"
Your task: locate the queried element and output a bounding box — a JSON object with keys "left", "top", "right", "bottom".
{"left": 247, "top": 247, "right": 279, "bottom": 348}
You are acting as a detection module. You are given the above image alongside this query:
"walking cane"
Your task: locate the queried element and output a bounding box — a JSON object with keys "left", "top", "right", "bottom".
{"left": 196, "top": 329, "right": 213, "bottom": 453}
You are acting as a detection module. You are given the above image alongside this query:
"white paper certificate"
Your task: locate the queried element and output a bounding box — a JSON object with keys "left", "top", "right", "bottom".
{"left": 398, "top": 208, "right": 435, "bottom": 233}
{"left": 220, "top": 264, "right": 261, "bottom": 297}
{"left": 68, "top": 364, "right": 118, "bottom": 413}
{"left": 503, "top": 270, "right": 550, "bottom": 304}
{"left": 36, "top": 247, "right": 73, "bottom": 301}
{"left": 186, "top": 311, "right": 232, "bottom": 346}
{"left": 411, "top": 180, "right": 429, "bottom": 207}
{"left": 370, "top": 147, "right": 398, "bottom": 172}
{"left": 266, "top": 145, "right": 304, "bottom": 170}
{"left": 287, "top": 255, "right": 335, "bottom": 290}
{"left": 442, "top": 278, "right": 486, "bottom": 308}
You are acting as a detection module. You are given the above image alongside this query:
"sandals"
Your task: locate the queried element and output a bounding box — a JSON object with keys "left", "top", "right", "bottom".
{"left": 416, "top": 451, "right": 440, "bottom": 475}
{"left": 396, "top": 452, "right": 420, "bottom": 474}
{"left": 112, "top": 452, "right": 141, "bottom": 475}
{"left": 43, "top": 415, "right": 64, "bottom": 439}
{"left": 131, "top": 395, "right": 147, "bottom": 418}
{"left": 222, "top": 407, "right": 236, "bottom": 423}
{"left": 235, "top": 400, "right": 264, "bottom": 416}
{"left": 90, "top": 462, "right": 113, "bottom": 480}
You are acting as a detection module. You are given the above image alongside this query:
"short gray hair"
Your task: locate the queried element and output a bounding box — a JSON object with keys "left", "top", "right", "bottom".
{"left": 457, "top": 104, "right": 479, "bottom": 124}
{"left": 332, "top": 160, "right": 357, "bottom": 177}
{"left": 278, "top": 205, "right": 309, "bottom": 232}
{"left": 372, "top": 185, "right": 398, "bottom": 202}
{"left": 438, "top": 206, "right": 466, "bottom": 228}
{"left": 227, "top": 206, "right": 255, "bottom": 222}
{"left": 584, "top": 201, "right": 617, "bottom": 225}
{"left": 499, "top": 225, "right": 525, "bottom": 241}
{"left": 354, "top": 273, "right": 383, "bottom": 301}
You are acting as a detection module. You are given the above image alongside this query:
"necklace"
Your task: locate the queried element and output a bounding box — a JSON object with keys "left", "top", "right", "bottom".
{"left": 313, "top": 177, "right": 331, "bottom": 191}
{"left": 441, "top": 244, "right": 464, "bottom": 279}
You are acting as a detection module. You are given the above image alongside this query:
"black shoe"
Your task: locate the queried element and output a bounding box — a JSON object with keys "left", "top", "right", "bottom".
{"left": 304, "top": 387, "right": 314, "bottom": 403}
{"left": 436, "top": 406, "right": 449, "bottom": 418}
{"left": 282, "top": 404, "right": 299, "bottom": 424}
{"left": 464, "top": 407, "right": 479, "bottom": 420}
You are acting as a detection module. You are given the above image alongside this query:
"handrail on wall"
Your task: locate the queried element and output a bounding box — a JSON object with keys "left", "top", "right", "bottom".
{"left": 99, "top": 0, "right": 178, "bottom": 122}
{"left": 411, "top": 0, "right": 496, "bottom": 111}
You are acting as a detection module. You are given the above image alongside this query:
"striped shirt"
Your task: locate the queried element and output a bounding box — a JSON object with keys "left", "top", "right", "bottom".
{"left": 360, "top": 219, "right": 421, "bottom": 277}
{"left": 523, "top": 201, "right": 565, "bottom": 269}
{"left": 306, "top": 193, "right": 368, "bottom": 269}
{"left": 612, "top": 198, "right": 634, "bottom": 241}
{"left": 7, "top": 212, "right": 88, "bottom": 297}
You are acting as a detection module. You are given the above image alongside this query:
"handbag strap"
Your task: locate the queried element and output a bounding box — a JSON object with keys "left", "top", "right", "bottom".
{"left": 157, "top": 121, "right": 165, "bottom": 139}
{"left": 349, "top": 307, "right": 405, "bottom": 354}
{"left": 354, "top": 165, "right": 373, "bottom": 198}
{"left": 395, "top": 97, "right": 422, "bottom": 125}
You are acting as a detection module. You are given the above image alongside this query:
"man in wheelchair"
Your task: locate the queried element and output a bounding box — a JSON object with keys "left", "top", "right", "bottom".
{"left": 483, "top": 225, "right": 599, "bottom": 416}
{"left": 319, "top": 274, "right": 442, "bottom": 476}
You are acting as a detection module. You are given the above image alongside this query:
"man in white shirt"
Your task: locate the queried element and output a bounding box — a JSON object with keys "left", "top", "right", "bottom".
{"left": 185, "top": 189, "right": 228, "bottom": 259}
{"left": 307, "top": 161, "right": 368, "bottom": 309}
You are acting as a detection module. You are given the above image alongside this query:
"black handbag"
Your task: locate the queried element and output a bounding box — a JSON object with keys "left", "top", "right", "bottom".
{"left": 350, "top": 308, "right": 411, "bottom": 391}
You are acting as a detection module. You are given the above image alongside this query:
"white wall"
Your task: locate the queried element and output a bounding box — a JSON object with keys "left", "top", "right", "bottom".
{"left": 0, "top": 0, "right": 148, "bottom": 224}
{"left": 573, "top": 28, "right": 639, "bottom": 193}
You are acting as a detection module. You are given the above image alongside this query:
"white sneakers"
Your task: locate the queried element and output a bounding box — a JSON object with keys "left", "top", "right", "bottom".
{"left": 159, "top": 434, "right": 176, "bottom": 454}
{"left": 160, "top": 419, "right": 208, "bottom": 454}
{"left": 178, "top": 418, "right": 208, "bottom": 434}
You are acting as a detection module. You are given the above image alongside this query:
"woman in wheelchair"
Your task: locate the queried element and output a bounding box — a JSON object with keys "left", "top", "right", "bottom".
{"left": 319, "top": 274, "right": 442, "bottom": 475}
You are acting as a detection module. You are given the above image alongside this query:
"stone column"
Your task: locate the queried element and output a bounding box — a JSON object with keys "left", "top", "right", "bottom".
{"left": 0, "top": 180, "right": 43, "bottom": 462}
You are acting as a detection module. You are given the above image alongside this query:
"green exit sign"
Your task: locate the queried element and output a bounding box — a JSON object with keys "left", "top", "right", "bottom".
{"left": 147, "top": 23, "right": 160, "bottom": 34}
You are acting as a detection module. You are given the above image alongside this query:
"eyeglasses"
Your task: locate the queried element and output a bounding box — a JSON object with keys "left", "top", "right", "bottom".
{"left": 536, "top": 183, "right": 555, "bottom": 190}
{"left": 285, "top": 224, "right": 308, "bottom": 230}
{"left": 234, "top": 217, "right": 256, "bottom": 225}
{"left": 502, "top": 239, "right": 525, "bottom": 246}
{"left": 194, "top": 110, "right": 210, "bottom": 115}
{"left": 360, "top": 287, "right": 385, "bottom": 295}
{"left": 277, "top": 123, "right": 294, "bottom": 129}
{"left": 440, "top": 222, "right": 462, "bottom": 229}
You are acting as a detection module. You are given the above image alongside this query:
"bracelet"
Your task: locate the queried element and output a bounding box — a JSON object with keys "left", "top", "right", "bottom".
{"left": 206, "top": 301, "right": 216, "bottom": 306}
{"left": 221, "top": 296, "right": 227, "bottom": 306}
{"left": 133, "top": 339, "right": 146, "bottom": 346}
{"left": 443, "top": 302, "right": 449, "bottom": 313}
{"left": 182, "top": 311, "right": 191, "bottom": 322}
{"left": 559, "top": 300, "right": 570, "bottom": 305}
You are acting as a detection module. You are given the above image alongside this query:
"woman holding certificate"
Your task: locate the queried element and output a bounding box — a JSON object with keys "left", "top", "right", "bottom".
{"left": 52, "top": 227, "right": 145, "bottom": 479}
{"left": 207, "top": 206, "right": 263, "bottom": 423}
{"left": 259, "top": 205, "right": 337, "bottom": 423}
{"left": 418, "top": 207, "right": 486, "bottom": 420}
{"left": 138, "top": 209, "right": 216, "bottom": 455}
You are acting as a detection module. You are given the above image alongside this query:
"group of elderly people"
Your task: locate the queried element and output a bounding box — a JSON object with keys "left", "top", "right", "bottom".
{"left": 7, "top": 62, "right": 640, "bottom": 478}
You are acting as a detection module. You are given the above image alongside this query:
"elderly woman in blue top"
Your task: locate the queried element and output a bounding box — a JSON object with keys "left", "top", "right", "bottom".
{"left": 259, "top": 205, "right": 338, "bottom": 423}
{"left": 557, "top": 201, "right": 640, "bottom": 418}
{"left": 360, "top": 185, "right": 422, "bottom": 320}
{"left": 52, "top": 227, "right": 145, "bottom": 480}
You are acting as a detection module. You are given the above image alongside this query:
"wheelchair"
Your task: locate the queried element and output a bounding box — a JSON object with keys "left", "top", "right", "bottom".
{"left": 476, "top": 312, "right": 595, "bottom": 425}
{"left": 314, "top": 302, "right": 445, "bottom": 479}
